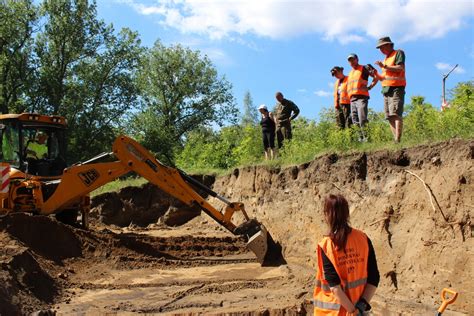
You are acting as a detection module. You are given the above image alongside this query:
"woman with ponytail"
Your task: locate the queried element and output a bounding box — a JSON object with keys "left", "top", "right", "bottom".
{"left": 313, "top": 194, "right": 380, "bottom": 315}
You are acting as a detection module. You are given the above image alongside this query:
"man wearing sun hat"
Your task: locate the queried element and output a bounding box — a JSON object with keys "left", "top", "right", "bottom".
{"left": 331, "top": 66, "right": 352, "bottom": 129}
{"left": 373, "top": 36, "right": 406, "bottom": 143}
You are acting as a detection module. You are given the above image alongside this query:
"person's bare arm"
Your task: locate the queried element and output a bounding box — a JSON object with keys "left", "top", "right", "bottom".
{"left": 330, "top": 285, "right": 356, "bottom": 313}
{"left": 361, "top": 284, "right": 377, "bottom": 302}
{"left": 368, "top": 76, "right": 379, "bottom": 90}
{"left": 375, "top": 61, "right": 405, "bottom": 73}
{"left": 269, "top": 112, "right": 275, "bottom": 123}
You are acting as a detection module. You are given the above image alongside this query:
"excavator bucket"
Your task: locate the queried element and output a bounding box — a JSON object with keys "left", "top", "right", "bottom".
{"left": 235, "top": 219, "right": 285, "bottom": 266}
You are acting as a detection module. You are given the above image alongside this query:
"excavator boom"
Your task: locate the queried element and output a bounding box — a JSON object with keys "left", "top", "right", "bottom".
{"left": 1, "top": 133, "right": 283, "bottom": 266}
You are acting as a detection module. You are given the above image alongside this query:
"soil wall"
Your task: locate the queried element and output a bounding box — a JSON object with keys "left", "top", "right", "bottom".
{"left": 210, "top": 139, "right": 473, "bottom": 313}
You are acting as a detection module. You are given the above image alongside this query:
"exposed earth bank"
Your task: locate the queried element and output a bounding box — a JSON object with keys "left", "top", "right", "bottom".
{"left": 0, "top": 138, "right": 472, "bottom": 315}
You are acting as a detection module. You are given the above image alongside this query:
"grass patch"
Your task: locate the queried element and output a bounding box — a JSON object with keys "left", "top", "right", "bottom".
{"left": 91, "top": 177, "right": 147, "bottom": 197}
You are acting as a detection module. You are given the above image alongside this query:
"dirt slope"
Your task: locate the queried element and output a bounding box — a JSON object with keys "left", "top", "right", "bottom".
{"left": 211, "top": 138, "right": 473, "bottom": 313}
{"left": 0, "top": 138, "right": 472, "bottom": 315}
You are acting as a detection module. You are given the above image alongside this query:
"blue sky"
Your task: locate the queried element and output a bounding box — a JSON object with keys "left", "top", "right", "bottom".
{"left": 96, "top": 0, "right": 473, "bottom": 120}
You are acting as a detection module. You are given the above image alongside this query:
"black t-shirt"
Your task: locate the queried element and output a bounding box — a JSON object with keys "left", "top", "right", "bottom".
{"left": 260, "top": 116, "right": 275, "bottom": 133}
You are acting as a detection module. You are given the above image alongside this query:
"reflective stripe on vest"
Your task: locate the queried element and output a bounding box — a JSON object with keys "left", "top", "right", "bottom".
{"left": 333, "top": 77, "right": 350, "bottom": 107}
{"left": 311, "top": 299, "right": 341, "bottom": 311}
{"left": 315, "top": 279, "right": 331, "bottom": 291}
{"left": 345, "top": 277, "right": 367, "bottom": 290}
{"left": 347, "top": 66, "right": 369, "bottom": 98}
{"left": 315, "top": 277, "right": 367, "bottom": 292}
{"left": 382, "top": 50, "right": 406, "bottom": 87}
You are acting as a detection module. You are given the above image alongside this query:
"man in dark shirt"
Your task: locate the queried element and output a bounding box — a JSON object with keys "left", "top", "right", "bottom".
{"left": 274, "top": 91, "right": 300, "bottom": 148}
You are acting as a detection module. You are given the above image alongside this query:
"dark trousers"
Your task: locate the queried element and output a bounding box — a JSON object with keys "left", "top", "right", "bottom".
{"left": 276, "top": 121, "right": 292, "bottom": 148}
{"left": 336, "top": 104, "right": 352, "bottom": 129}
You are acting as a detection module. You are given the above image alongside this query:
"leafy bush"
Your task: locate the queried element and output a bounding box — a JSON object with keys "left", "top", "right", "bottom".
{"left": 176, "top": 81, "right": 474, "bottom": 173}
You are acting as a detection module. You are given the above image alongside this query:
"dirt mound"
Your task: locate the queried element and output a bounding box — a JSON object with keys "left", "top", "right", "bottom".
{"left": 0, "top": 211, "right": 250, "bottom": 314}
{"left": 0, "top": 231, "right": 58, "bottom": 315}
{"left": 0, "top": 213, "right": 82, "bottom": 262}
{"left": 91, "top": 182, "right": 202, "bottom": 227}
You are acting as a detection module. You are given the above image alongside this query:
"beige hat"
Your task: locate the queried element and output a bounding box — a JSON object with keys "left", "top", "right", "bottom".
{"left": 376, "top": 36, "right": 394, "bottom": 48}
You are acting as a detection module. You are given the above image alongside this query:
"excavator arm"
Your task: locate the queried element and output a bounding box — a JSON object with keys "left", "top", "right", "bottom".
{"left": 38, "top": 135, "right": 281, "bottom": 265}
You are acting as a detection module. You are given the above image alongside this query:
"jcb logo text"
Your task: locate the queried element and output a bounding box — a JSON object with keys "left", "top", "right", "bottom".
{"left": 78, "top": 169, "right": 100, "bottom": 186}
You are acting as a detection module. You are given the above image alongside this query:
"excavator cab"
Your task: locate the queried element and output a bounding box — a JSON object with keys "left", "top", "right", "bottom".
{"left": 0, "top": 113, "right": 67, "bottom": 177}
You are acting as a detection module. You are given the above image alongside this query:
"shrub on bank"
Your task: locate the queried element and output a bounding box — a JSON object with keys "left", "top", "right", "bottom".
{"left": 176, "top": 83, "right": 474, "bottom": 173}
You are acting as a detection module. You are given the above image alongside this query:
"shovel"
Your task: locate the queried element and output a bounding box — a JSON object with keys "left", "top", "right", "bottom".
{"left": 436, "top": 288, "right": 458, "bottom": 315}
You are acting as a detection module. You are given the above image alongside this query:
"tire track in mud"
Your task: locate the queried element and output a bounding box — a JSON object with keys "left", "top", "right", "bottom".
{"left": 69, "top": 277, "right": 280, "bottom": 291}
{"left": 80, "top": 279, "right": 273, "bottom": 314}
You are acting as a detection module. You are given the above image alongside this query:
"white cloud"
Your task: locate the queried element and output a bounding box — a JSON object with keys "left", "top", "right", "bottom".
{"left": 297, "top": 88, "right": 307, "bottom": 93}
{"left": 165, "top": 37, "right": 234, "bottom": 66}
{"left": 120, "top": 0, "right": 473, "bottom": 43}
{"left": 314, "top": 90, "right": 331, "bottom": 97}
{"left": 201, "top": 47, "right": 234, "bottom": 66}
{"left": 435, "top": 62, "right": 466, "bottom": 74}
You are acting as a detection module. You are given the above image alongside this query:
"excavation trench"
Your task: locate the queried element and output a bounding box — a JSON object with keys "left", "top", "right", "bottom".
{"left": 0, "top": 139, "right": 472, "bottom": 315}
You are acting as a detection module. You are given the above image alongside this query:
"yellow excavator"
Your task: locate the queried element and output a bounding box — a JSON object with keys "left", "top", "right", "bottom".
{"left": 0, "top": 113, "right": 283, "bottom": 266}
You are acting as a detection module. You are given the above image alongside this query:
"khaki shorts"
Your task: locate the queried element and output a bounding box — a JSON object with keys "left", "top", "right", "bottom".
{"left": 384, "top": 87, "right": 405, "bottom": 118}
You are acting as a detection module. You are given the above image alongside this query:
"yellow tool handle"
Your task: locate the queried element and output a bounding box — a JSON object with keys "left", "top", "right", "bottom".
{"left": 437, "top": 288, "right": 458, "bottom": 313}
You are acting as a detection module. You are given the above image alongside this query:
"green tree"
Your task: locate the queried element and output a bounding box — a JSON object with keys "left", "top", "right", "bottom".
{"left": 176, "top": 126, "right": 242, "bottom": 171}
{"left": 439, "top": 81, "right": 474, "bottom": 139}
{"left": 241, "top": 90, "right": 258, "bottom": 126}
{"left": 449, "top": 80, "right": 473, "bottom": 109}
{"left": 30, "top": 0, "right": 143, "bottom": 162}
{"left": 131, "top": 41, "right": 237, "bottom": 164}
{"left": 0, "top": 0, "right": 37, "bottom": 113}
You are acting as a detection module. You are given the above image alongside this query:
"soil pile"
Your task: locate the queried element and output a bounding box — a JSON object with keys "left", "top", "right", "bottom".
{"left": 0, "top": 230, "right": 57, "bottom": 315}
{"left": 90, "top": 182, "right": 204, "bottom": 227}
{"left": 0, "top": 212, "right": 249, "bottom": 314}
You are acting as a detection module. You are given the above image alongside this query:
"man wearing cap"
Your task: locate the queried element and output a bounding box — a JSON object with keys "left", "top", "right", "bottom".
{"left": 347, "top": 54, "right": 378, "bottom": 140}
{"left": 331, "top": 66, "right": 352, "bottom": 129}
{"left": 274, "top": 91, "right": 300, "bottom": 148}
{"left": 373, "top": 36, "right": 406, "bottom": 143}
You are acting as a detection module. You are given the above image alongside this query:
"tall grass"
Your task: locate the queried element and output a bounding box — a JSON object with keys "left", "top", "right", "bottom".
{"left": 176, "top": 90, "right": 473, "bottom": 173}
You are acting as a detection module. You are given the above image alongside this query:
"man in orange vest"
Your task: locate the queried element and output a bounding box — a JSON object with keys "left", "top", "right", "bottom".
{"left": 373, "top": 36, "right": 406, "bottom": 143}
{"left": 331, "top": 66, "right": 352, "bottom": 129}
{"left": 347, "top": 54, "right": 378, "bottom": 141}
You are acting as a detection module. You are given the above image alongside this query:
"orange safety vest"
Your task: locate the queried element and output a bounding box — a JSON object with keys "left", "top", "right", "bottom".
{"left": 382, "top": 50, "right": 406, "bottom": 87}
{"left": 313, "top": 228, "right": 369, "bottom": 315}
{"left": 347, "top": 66, "right": 369, "bottom": 98}
{"left": 333, "top": 77, "right": 350, "bottom": 108}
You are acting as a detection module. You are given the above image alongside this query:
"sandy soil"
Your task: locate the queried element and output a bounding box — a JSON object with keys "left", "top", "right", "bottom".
{"left": 0, "top": 139, "right": 472, "bottom": 315}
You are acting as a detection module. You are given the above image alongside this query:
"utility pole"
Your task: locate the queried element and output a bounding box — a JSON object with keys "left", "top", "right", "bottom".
{"left": 442, "top": 64, "right": 458, "bottom": 104}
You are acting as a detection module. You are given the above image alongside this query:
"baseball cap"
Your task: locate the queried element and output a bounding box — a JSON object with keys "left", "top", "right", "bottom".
{"left": 347, "top": 53, "right": 358, "bottom": 60}
{"left": 330, "top": 66, "right": 343, "bottom": 76}
{"left": 258, "top": 104, "right": 267, "bottom": 111}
